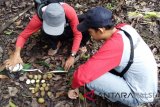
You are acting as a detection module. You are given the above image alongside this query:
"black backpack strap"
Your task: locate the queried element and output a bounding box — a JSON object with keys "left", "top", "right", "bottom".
{"left": 117, "top": 28, "right": 134, "bottom": 77}
{"left": 37, "top": 3, "right": 46, "bottom": 20}
{"left": 35, "top": 0, "right": 63, "bottom": 20}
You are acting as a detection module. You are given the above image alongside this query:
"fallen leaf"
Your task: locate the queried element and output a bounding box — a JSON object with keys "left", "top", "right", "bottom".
{"left": 54, "top": 101, "right": 71, "bottom": 107}
{"left": 8, "top": 87, "right": 18, "bottom": 97}
{"left": 0, "top": 75, "right": 8, "bottom": 79}
{"left": 4, "top": 29, "right": 13, "bottom": 35}
{"left": 152, "top": 48, "right": 158, "bottom": 54}
{"left": 31, "top": 98, "right": 39, "bottom": 107}
{"left": 58, "top": 86, "right": 67, "bottom": 91}
{"left": 47, "top": 92, "right": 55, "bottom": 100}
{"left": 19, "top": 74, "right": 27, "bottom": 81}
{"left": 44, "top": 58, "right": 51, "bottom": 64}
{"left": 28, "top": 57, "right": 36, "bottom": 63}
{"left": 53, "top": 75, "right": 62, "bottom": 81}
{"left": 48, "top": 48, "right": 57, "bottom": 56}
{"left": 16, "top": 25, "right": 23, "bottom": 29}
{"left": 55, "top": 91, "right": 65, "bottom": 98}
{"left": 14, "top": 81, "right": 20, "bottom": 86}
{"left": 9, "top": 99, "right": 17, "bottom": 107}
{"left": 14, "top": 20, "right": 22, "bottom": 26}
{"left": 79, "top": 93, "right": 85, "bottom": 101}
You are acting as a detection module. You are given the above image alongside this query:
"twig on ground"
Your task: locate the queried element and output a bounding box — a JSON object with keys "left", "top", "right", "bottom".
{"left": 131, "top": 17, "right": 141, "bottom": 28}
{"left": 50, "top": 70, "right": 68, "bottom": 73}
{"left": 83, "top": 85, "right": 87, "bottom": 107}
{"left": 0, "top": 75, "right": 9, "bottom": 79}
{"left": 0, "top": 5, "right": 34, "bottom": 34}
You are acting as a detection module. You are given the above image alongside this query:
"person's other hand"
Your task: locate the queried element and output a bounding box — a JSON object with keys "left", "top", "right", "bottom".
{"left": 68, "top": 88, "right": 79, "bottom": 99}
{"left": 4, "top": 52, "right": 23, "bottom": 69}
{"left": 64, "top": 56, "right": 75, "bottom": 71}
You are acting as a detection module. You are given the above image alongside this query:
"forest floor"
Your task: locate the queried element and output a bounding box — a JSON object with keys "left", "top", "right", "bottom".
{"left": 0, "top": 0, "right": 160, "bottom": 107}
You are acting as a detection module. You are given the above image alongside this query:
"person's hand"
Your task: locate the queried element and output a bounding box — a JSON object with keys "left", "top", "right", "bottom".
{"left": 64, "top": 56, "right": 75, "bottom": 71}
{"left": 68, "top": 88, "right": 79, "bottom": 99}
{"left": 4, "top": 52, "right": 23, "bottom": 69}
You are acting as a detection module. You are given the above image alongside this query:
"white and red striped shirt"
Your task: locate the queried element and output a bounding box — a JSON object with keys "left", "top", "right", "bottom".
{"left": 72, "top": 24, "right": 158, "bottom": 101}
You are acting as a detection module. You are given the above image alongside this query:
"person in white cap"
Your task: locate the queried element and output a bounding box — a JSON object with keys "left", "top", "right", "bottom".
{"left": 4, "top": 2, "right": 90, "bottom": 71}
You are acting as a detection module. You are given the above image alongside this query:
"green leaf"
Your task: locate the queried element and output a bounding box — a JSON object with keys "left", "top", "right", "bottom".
{"left": 55, "top": 66, "right": 64, "bottom": 70}
{"left": 106, "top": 3, "right": 114, "bottom": 10}
{"left": 36, "top": 61, "right": 50, "bottom": 68}
{"left": 144, "top": 12, "right": 160, "bottom": 19}
{"left": 79, "top": 93, "right": 85, "bottom": 101}
{"left": 4, "top": 30, "right": 13, "bottom": 35}
{"left": 68, "top": 76, "right": 73, "bottom": 85}
{"left": 128, "top": 11, "right": 160, "bottom": 19}
{"left": 128, "top": 12, "right": 140, "bottom": 17}
{"left": 68, "top": 67, "right": 75, "bottom": 73}
{"left": 9, "top": 100, "right": 17, "bottom": 107}
{"left": 23, "top": 63, "right": 32, "bottom": 69}
{"left": 81, "top": 54, "right": 90, "bottom": 60}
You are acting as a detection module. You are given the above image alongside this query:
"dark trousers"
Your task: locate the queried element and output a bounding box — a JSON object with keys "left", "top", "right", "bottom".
{"left": 40, "top": 14, "right": 90, "bottom": 49}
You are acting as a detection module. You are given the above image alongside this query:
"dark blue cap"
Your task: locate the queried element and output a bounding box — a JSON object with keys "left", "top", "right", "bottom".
{"left": 77, "top": 6, "right": 113, "bottom": 32}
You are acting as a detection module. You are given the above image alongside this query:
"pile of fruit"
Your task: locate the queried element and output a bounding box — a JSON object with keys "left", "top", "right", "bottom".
{"left": 25, "top": 73, "right": 53, "bottom": 104}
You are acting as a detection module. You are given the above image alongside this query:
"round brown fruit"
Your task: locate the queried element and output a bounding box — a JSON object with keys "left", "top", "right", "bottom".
{"left": 37, "top": 75, "right": 42, "bottom": 80}
{"left": 42, "top": 83, "right": 47, "bottom": 88}
{"left": 40, "top": 87, "right": 44, "bottom": 91}
{"left": 28, "top": 75, "right": 33, "bottom": 79}
{"left": 43, "top": 74, "right": 47, "bottom": 80}
{"left": 31, "top": 89, "right": 35, "bottom": 94}
{"left": 47, "top": 73, "right": 53, "bottom": 79}
{"left": 34, "top": 87, "right": 39, "bottom": 92}
{"left": 47, "top": 91, "right": 52, "bottom": 97}
{"left": 37, "top": 98, "right": 45, "bottom": 104}
{"left": 41, "top": 91, "right": 45, "bottom": 97}
{"left": 44, "top": 86, "right": 49, "bottom": 91}
{"left": 35, "top": 92, "right": 39, "bottom": 97}
{"left": 34, "top": 75, "right": 38, "bottom": 80}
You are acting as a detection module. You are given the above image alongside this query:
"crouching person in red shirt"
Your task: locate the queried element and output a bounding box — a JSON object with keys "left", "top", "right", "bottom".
{"left": 4, "top": 3, "right": 90, "bottom": 71}
{"left": 68, "top": 6, "right": 158, "bottom": 106}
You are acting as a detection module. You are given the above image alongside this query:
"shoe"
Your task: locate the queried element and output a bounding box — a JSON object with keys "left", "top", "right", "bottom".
{"left": 48, "top": 41, "right": 61, "bottom": 56}
{"left": 48, "top": 48, "right": 58, "bottom": 56}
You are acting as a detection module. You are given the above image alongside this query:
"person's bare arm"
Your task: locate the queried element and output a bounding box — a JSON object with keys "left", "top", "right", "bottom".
{"left": 4, "top": 14, "right": 42, "bottom": 69}
{"left": 4, "top": 46, "right": 23, "bottom": 68}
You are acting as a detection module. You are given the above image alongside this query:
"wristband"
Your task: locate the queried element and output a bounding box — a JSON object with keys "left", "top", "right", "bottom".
{"left": 70, "top": 53, "right": 76, "bottom": 57}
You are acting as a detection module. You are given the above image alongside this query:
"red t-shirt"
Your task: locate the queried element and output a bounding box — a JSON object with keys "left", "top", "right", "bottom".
{"left": 16, "top": 3, "right": 82, "bottom": 53}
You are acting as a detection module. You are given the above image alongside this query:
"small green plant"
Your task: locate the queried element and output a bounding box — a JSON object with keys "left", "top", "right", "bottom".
{"left": 23, "top": 63, "right": 32, "bottom": 69}
{"left": 106, "top": 3, "right": 114, "bottom": 10}
{"left": 144, "top": 12, "right": 160, "bottom": 19}
{"left": 36, "top": 61, "right": 50, "bottom": 68}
